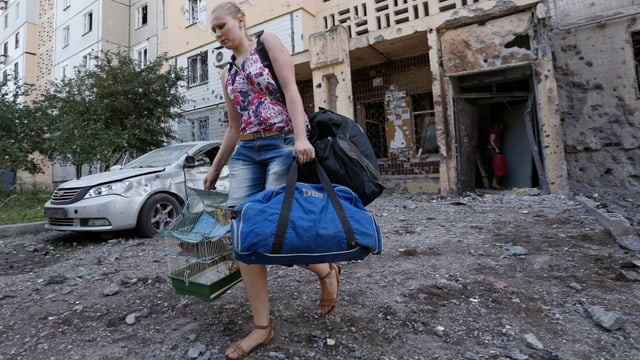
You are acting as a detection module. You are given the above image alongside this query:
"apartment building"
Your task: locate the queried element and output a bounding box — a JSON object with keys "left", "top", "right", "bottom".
{"left": 130, "top": 0, "right": 160, "bottom": 69}
{"left": 0, "top": 0, "right": 52, "bottom": 189}
{"left": 49, "top": 0, "right": 128, "bottom": 185}
{"left": 11, "top": 0, "right": 640, "bottom": 196}
{"left": 0, "top": 0, "right": 38, "bottom": 101}
{"left": 316, "top": 0, "right": 637, "bottom": 195}
{"left": 160, "top": 1, "right": 566, "bottom": 194}
{"left": 52, "top": 0, "right": 129, "bottom": 82}
{"left": 169, "top": 0, "right": 638, "bottom": 196}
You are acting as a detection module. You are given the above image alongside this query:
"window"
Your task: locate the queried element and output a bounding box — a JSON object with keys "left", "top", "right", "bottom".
{"left": 63, "top": 26, "right": 70, "bottom": 47}
{"left": 190, "top": 117, "right": 210, "bottom": 141}
{"left": 136, "top": 47, "right": 148, "bottom": 68}
{"left": 81, "top": 53, "right": 93, "bottom": 71}
{"left": 62, "top": 64, "right": 69, "bottom": 79}
{"left": 633, "top": 31, "right": 640, "bottom": 95}
{"left": 14, "top": 32, "right": 19, "bottom": 49}
{"left": 136, "top": 4, "right": 148, "bottom": 29}
{"left": 3, "top": 42, "right": 7, "bottom": 57}
{"left": 4, "top": 13, "right": 7, "bottom": 29}
{"left": 162, "top": 0, "right": 167, "bottom": 28}
{"left": 13, "top": 62, "right": 18, "bottom": 79}
{"left": 83, "top": 11, "right": 93, "bottom": 34}
{"left": 187, "top": 0, "right": 203, "bottom": 25}
{"left": 15, "top": 2, "right": 20, "bottom": 19}
{"left": 2, "top": 70, "right": 6, "bottom": 85}
{"left": 187, "top": 52, "right": 208, "bottom": 86}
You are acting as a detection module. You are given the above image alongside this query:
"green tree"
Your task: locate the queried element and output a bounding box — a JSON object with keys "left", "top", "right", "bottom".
{"left": 34, "top": 50, "right": 187, "bottom": 178}
{"left": 0, "top": 83, "right": 46, "bottom": 174}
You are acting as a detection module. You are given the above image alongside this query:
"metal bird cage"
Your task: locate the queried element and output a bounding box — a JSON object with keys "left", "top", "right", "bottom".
{"left": 162, "top": 187, "right": 241, "bottom": 302}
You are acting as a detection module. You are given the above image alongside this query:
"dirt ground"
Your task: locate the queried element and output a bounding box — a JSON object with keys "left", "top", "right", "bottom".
{"left": 1, "top": 189, "right": 639, "bottom": 360}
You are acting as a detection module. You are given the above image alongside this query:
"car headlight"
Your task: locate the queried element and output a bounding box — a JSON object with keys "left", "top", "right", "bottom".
{"left": 85, "top": 181, "right": 130, "bottom": 198}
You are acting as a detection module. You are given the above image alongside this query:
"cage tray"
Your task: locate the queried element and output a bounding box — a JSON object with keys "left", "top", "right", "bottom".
{"left": 169, "top": 259, "right": 241, "bottom": 302}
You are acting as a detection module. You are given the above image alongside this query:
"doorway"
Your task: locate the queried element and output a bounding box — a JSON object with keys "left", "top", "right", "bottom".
{"left": 453, "top": 67, "right": 544, "bottom": 192}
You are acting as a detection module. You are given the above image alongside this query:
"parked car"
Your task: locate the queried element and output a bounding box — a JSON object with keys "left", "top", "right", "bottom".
{"left": 44, "top": 141, "right": 229, "bottom": 238}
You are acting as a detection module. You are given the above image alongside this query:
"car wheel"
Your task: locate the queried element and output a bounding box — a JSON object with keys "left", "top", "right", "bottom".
{"left": 136, "top": 194, "right": 181, "bottom": 238}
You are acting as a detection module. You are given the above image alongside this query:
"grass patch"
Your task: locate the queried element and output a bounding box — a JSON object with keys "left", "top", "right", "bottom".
{"left": 0, "top": 190, "right": 51, "bottom": 226}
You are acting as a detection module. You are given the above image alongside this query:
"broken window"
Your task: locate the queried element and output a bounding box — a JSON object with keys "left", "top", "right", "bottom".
{"left": 411, "top": 93, "right": 437, "bottom": 155}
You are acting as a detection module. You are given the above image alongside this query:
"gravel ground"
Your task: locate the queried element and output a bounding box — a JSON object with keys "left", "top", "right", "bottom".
{"left": 1, "top": 190, "right": 639, "bottom": 360}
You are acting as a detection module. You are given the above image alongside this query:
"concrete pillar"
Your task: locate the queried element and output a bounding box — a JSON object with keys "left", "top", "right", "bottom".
{"left": 308, "top": 26, "right": 354, "bottom": 118}
{"left": 427, "top": 28, "right": 455, "bottom": 194}
{"left": 533, "top": 6, "right": 569, "bottom": 196}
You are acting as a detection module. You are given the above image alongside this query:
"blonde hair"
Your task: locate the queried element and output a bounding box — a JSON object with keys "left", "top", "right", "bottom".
{"left": 213, "top": 1, "right": 245, "bottom": 18}
{"left": 209, "top": 2, "right": 246, "bottom": 31}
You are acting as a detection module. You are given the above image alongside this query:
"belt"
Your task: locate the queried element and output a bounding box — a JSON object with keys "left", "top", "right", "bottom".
{"left": 238, "top": 130, "right": 291, "bottom": 141}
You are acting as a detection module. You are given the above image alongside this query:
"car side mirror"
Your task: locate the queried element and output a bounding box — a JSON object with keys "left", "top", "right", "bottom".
{"left": 184, "top": 155, "right": 210, "bottom": 168}
{"left": 184, "top": 155, "right": 197, "bottom": 168}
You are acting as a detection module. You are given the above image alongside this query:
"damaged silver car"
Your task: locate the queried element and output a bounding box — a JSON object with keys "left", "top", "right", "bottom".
{"left": 43, "top": 141, "right": 228, "bottom": 238}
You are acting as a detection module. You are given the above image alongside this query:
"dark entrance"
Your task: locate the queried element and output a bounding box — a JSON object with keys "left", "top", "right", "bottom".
{"left": 453, "top": 66, "right": 547, "bottom": 192}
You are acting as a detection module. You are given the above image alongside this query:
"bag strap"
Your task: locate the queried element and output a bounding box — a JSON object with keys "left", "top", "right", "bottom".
{"left": 226, "top": 35, "right": 285, "bottom": 103}
{"left": 272, "top": 160, "right": 357, "bottom": 254}
{"left": 255, "top": 36, "right": 286, "bottom": 106}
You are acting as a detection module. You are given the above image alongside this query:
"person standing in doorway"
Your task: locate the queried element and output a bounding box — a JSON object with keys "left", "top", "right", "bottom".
{"left": 486, "top": 120, "right": 504, "bottom": 189}
{"left": 203, "top": 3, "right": 341, "bottom": 359}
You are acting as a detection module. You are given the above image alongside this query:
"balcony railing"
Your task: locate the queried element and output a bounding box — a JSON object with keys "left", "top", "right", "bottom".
{"left": 317, "top": 0, "right": 482, "bottom": 38}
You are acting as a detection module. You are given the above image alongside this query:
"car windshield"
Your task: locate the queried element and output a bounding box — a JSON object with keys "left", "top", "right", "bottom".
{"left": 123, "top": 144, "right": 195, "bottom": 168}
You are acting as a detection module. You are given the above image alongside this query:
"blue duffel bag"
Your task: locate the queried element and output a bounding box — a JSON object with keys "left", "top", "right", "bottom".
{"left": 230, "top": 161, "right": 382, "bottom": 265}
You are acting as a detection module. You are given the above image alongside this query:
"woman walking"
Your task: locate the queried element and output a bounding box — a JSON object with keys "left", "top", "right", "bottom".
{"left": 203, "top": 3, "right": 341, "bottom": 359}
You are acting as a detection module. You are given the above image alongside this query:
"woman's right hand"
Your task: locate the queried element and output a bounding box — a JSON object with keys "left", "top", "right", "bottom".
{"left": 203, "top": 168, "right": 220, "bottom": 191}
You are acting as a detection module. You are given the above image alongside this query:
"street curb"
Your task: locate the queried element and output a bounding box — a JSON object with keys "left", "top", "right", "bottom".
{"left": 575, "top": 195, "right": 640, "bottom": 252}
{"left": 0, "top": 221, "right": 47, "bottom": 238}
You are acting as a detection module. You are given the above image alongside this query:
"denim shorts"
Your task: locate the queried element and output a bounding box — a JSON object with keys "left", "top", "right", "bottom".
{"left": 227, "top": 133, "right": 294, "bottom": 207}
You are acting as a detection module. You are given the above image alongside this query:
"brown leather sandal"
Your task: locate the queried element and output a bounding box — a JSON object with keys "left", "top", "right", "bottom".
{"left": 318, "top": 263, "right": 341, "bottom": 316}
{"left": 225, "top": 321, "right": 275, "bottom": 360}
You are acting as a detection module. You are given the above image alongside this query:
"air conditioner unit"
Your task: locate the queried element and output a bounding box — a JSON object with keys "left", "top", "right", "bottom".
{"left": 0, "top": 55, "right": 6, "bottom": 65}
{"left": 212, "top": 48, "right": 232, "bottom": 69}
{"left": 0, "top": 1, "right": 6, "bottom": 11}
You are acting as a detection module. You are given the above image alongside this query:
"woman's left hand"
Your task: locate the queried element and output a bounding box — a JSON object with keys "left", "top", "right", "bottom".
{"left": 294, "top": 137, "right": 315, "bottom": 164}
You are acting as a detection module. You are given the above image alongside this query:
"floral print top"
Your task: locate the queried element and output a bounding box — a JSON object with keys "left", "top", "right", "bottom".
{"left": 226, "top": 49, "right": 292, "bottom": 134}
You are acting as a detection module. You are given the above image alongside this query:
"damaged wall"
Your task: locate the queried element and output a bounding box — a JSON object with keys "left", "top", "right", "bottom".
{"left": 440, "top": 12, "right": 537, "bottom": 74}
{"left": 548, "top": 3, "right": 640, "bottom": 191}
{"left": 432, "top": 5, "right": 568, "bottom": 194}
{"left": 309, "top": 26, "right": 354, "bottom": 118}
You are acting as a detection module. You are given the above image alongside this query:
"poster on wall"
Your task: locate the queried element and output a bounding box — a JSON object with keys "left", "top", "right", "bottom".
{"left": 384, "top": 86, "right": 413, "bottom": 159}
